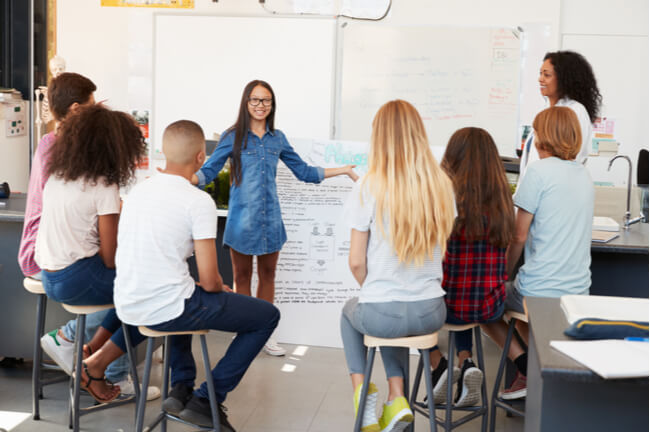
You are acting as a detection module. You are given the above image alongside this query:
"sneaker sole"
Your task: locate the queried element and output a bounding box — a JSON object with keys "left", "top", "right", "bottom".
{"left": 500, "top": 387, "right": 527, "bottom": 400}
{"left": 40, "top": 335, "right": 73, "bottom": 376}
{"left": 262, "top": 347, "right": 286, "bottom": 356}
{"left": 179, "top": 407, "right": 213, "bottom": 428}
{"left": 455, "top": 367, "right": 483, "bottom": 407}
{"left": 382, "top": 409, "right": 414, "bottom": 432}
{"left": 433, "top": 367, "right": 461, "bottom": 404}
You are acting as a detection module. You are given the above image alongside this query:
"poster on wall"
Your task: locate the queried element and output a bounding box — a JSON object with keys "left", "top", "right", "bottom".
{"left": 251, "top": 137, "right": 368, "bottom": 348}
{"left": 131, "top": 110, "right": 150, "bottom": 170}
{"left": 101, "top": 0, "right": 193, "bottom": 8}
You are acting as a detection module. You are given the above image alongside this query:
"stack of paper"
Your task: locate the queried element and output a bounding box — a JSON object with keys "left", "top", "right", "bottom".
{"left": 550, "top": 340, "right": 648, "bottom": 379}
{"left": 591, "top": 230, "right": 619, "bottom": 243}
{"left": 560, "top": 295, "right": 648, "bottom": 325}
{"left": 592, "top": 216, "right": 620, "bottom": 232}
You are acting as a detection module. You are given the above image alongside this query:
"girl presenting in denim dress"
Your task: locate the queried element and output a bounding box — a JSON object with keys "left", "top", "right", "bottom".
{"left": 195, "top": 80, "right": 358, "bottom": 356}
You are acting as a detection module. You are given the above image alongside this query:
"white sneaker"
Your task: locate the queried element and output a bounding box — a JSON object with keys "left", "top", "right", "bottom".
{"left": 40, "top": 329, "right": 74, "bottom": 376}
{"left": 115, "top": 377, "right": 161, "bottom": 401}
{"left": 263, "top": 338, "right": 286, "bottom": 356}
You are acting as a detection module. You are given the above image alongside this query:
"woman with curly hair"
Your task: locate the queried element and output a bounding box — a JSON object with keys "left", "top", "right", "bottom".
{"left": 520, "top": 50, "right": 602, "bottom": 177}
{"left": 35, "top": 104, "right": 148, "bottom": 403}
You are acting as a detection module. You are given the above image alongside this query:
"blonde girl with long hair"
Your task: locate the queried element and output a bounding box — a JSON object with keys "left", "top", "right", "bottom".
{"left": 341, "top": 100, "right": 456, "bottom": 432}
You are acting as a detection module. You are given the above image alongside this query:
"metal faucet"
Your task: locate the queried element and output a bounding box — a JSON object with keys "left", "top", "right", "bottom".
{"left": 607, "top": 154, "right": 643, "bottom": 229}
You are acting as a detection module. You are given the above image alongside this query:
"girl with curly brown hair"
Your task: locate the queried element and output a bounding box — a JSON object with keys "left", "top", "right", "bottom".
{"left": 35, "top": 104, "right": 148, "bottom": 403}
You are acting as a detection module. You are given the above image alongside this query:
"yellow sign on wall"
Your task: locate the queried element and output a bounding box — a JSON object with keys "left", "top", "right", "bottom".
{"left": 101, "top": 0, "right": 194, "bottom": 8}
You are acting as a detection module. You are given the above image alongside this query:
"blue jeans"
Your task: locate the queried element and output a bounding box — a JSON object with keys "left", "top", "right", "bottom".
{"left": 340, "top": 297, "right": 446, "bottom": 379}
{"left": 150, "top": 286, "right": 280, "bottom": 402}
{"left": 42, "top": 255, "right": 145, "bottom": 354}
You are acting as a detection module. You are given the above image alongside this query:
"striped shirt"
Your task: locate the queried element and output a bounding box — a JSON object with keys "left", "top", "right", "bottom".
{"left": 18, "top": 132, "right": 56, "bottom": 277}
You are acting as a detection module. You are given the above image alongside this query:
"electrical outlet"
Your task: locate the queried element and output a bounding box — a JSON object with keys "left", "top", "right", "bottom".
{"left": 5, "top": 119, "right": 26, "bottom": 137}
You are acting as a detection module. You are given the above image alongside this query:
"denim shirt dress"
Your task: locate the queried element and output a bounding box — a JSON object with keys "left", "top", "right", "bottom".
{"left": 196, "top": 127, "right": 325, "bottom": 256}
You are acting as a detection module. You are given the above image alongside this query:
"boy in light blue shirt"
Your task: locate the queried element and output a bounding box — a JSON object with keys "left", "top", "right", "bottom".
{"left": 482, "top": 106, "right": 594, "bottom": 401}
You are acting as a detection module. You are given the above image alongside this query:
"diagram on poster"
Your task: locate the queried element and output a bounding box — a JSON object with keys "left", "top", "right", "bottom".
{"left": 251, "top": 137, "right": 368, "bottom": 348}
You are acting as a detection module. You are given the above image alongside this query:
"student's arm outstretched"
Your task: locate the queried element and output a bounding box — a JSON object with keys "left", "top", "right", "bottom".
{"left": 279, "top": 132, "right": 358, "bottom": 183}
{"left": 194, "top": 133, "right": 234, "bottom": 187}
{"left": 348, "top": 229, "right": 369, "bottom": 286}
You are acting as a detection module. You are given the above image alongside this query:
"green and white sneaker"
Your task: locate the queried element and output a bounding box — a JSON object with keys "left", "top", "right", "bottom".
{"left": 353, "top": 382, "right": 380, "bottom": 432}
{"left": 379, "top": 396, "right": 413, "bottom": 432}
{"left": 40, "top": 329, "right": 74, "bottom": 375}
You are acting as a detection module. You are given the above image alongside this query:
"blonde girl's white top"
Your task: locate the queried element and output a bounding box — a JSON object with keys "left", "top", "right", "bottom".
{"left": 519, "top": 97, "right": 592, "bottom": 180}
{"left": 35, "top": 176, "right": 121, "bottom": 271}
{"left": 342, "top": 179, "right": 447, "bottom": 304}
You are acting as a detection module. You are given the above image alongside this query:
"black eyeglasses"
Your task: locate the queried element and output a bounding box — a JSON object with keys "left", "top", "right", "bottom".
{"left": 248, "top": 97, "right": 273, "bottom": 107}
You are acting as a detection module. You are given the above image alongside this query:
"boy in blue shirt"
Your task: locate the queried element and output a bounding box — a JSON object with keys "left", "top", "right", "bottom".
{"left": 482, "top": 106, "right": 594, "bottom": 400}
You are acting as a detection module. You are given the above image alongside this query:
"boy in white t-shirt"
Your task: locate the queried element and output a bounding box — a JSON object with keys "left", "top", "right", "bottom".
{"left": 114, "top": 120, "right": 279, "bottom": 431}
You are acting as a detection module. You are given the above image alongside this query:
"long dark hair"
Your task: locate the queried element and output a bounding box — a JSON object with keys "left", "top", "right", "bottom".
{"left": 228, "top": 80, "right": 276, "bottom": 186}
{"left": 47, "top": 105, "right": 146, "bottom": 187}
{"left": 544, "top": 51, "right": 602, "bottom": 122}
{"left": 441, "top": 127, "right": 514, "bottom": 248}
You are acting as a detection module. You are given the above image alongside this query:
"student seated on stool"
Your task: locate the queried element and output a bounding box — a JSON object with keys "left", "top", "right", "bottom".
{"left": 114, "top": 120, "right": 280, "bottom": 431}
{"left": 481, "top": 106, "right": 595, "bottom": 400}
{"left": 427, "top": 127, "right": 515, "bottom": 407}
{"left": 340, "top": 100, "right": 455, "bottom": 432}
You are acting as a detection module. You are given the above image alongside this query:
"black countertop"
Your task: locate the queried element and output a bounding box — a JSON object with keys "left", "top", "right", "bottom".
{"left": 0, "top": 193, "right": 27, "bottom": 223}
{"left": 528, "top": 297, "right": 648, "bottom": 384}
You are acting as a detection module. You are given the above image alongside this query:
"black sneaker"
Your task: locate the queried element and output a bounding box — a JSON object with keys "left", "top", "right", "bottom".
{"left": 454, "top": 358, "right": 483, "bottom": 407}
{"left": 179, "top": 394, "right": 236, "bottom": 432}
{"left": 425, "top": 356, "right": 461, "bottom": 404}
{"left": 162, "top": 383, "right": 194, "bottom": 416}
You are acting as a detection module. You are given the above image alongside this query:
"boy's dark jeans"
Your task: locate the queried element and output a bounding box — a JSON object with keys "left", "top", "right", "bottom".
{"left": 150, "top": 286, "right": 280, "bottom": 402}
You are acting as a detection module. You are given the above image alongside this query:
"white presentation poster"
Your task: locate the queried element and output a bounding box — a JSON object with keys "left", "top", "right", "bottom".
{"left": 251, "top": 137, "right": 369, "bottom": 348}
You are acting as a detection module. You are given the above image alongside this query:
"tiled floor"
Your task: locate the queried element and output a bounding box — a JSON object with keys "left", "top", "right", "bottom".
{"left": 0, "top": 330, "right": 525, "bottom": 431}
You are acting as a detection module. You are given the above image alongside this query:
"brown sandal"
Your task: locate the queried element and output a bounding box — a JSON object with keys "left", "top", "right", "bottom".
{"left": 79, "top": 362, "right": 120, "bottom": 404}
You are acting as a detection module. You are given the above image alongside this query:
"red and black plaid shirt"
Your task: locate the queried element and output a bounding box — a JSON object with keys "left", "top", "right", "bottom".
{"left": 443, "top": 229, "right": 507, "bottom": 323}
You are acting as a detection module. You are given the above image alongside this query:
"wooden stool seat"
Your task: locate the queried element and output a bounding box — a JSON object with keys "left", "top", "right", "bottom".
{"left": 364, "top": 333, "right": 438, "bottom": 349}
{"left": 23, "top": 277, "right": 45, "bottom": 294}
{"left": 504, "top": 310, "right": 528, "bottom": 323}
{"left": 62, "top": 303, "right": 114, "bottom": 315}
{"left": 138, "top": 327, "right": 209, "bottom": 338}
{"left": 442, "top": 322, "right": 481, "bottom": 332}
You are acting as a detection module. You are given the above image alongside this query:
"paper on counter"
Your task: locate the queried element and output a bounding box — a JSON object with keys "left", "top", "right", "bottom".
{"left": 551, "top": 339, "right": 649, "bottom": 379}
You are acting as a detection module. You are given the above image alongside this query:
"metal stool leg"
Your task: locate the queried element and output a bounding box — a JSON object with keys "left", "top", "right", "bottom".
{"left": 200, "top": 335, "right": 220, "bottom": 432}
{"left": 474, "top": 326, "right": 488, "bottom": 431}
{"left": 409, "top": 355, "right": 424, "bottom": 410}
{"left": 420, "top": 349, "right": 438, "bottom": 432}
{"left": 354, "top": 347, "right": 376, "bottom": 432}
{"left": 161, "top": 337, "right": 171, "bottom": 432}
{"left": 136, "top": 337, "right": 155, "bottom": 432}
{"left": 402, "top": 349, "right": 414, "bottom": 432}
{"left": 32, "top": 293, "right": 47, "bottom": 420}
{"left": 70, "top": 314, "right": 86, "bottom": 432}
{"left": 444, "top": 330, "right": 456, "bottom": 431}
{"left": 489, "top": 318, "right": 516, "bottom": 431}
{"left": 122, "top": 322, "right": 140, "bottom": 420}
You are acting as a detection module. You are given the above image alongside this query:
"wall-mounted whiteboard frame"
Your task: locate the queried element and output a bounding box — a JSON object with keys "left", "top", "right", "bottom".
{"left": 336, "top": 22, "right": 523, "bottom": 157}
{"left": 152, "top": 14, "right": 337, "bottom": 155}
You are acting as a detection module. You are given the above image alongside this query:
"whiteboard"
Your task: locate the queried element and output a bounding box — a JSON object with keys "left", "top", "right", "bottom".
{"left": 153, "top": 15, "right": 336, "bottom": 153}
{"left": 338, "top": 24, "right": 521, "bottom": 157}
